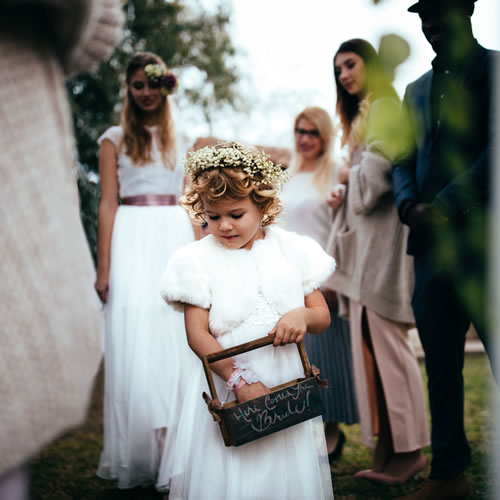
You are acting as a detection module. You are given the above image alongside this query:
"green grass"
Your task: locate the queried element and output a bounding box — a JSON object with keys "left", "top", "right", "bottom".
{"left": 30, "top": 355, "right": 496, "bottom": 499}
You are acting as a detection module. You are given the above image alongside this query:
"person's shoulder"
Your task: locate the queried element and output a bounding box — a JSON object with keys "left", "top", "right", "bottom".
{"left": 166, "top": 235, "right": 218, "bottom": 281}
{"left": 161, "top": 235, "right": 214, "bottom": 309}
{"left": 269, "top": 226, "right": 322, "bottom": 254}
{"left": 483, "top": 47, "right": 499, "bottom": 68}
{"left": 98, "top": 125, "right": 123, "bottom": 147}
{"left": 407, "top": 69, "right": 433, "bottom": 91}
{"left": 174, "top": 234, "right": 218, "bottom": 258}
{"left": 268, "top": 226, "right": 336, "bottom": 291}
{"left": 268, "top": 225, "right": 300, "bottom": 244}
{"left": 370, "top": 96, "right": 401, "bottom": 117}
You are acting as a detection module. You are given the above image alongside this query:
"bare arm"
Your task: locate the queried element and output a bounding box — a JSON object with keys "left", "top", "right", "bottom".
{"left": 269, "top": 289, "right": 330, "bottom": 346}
{"left": 184, "top": 304, "right": 270, "bottom": 402}
{"left": 94, "top": 139, "right": 119, "bottom": 303}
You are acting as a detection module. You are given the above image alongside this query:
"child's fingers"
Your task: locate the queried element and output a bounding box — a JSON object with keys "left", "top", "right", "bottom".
{"left": 279, "top": 326, "right": 293, "bottom": 346}
{"left": 274, "top": 323, "right": 288, "bottom": 346}
{"left": 294, "top": 330, "right": 306, "bottom": 343}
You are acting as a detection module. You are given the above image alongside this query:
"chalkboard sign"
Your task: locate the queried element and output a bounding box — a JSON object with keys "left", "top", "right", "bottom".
{"left": 202, "top": 335, "right": 327, "bottom": 447}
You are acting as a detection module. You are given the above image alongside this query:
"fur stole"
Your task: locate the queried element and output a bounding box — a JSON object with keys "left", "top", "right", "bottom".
{"left": 161, "top": 226, "right": 335, "bottom": 337}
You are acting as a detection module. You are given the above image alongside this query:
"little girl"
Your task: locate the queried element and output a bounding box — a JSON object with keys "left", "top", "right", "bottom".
{"left": 158, "top": 142, "right": 335, "bottom": 499}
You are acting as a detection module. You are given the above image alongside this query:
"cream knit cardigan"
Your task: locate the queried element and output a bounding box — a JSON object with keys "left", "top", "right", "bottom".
{"left": 326, "top": 98, "right": 415, "bottom": 324}
{"left": 161, "top": 226, "right": 336, "bottom": 337}
{"left": 0, "top": 0, "right": 123, "bottom": 475}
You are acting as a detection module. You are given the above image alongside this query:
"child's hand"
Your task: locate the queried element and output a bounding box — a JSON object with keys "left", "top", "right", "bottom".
{"left": 236, "top": 381, "right": 270, "bottom": 403}
{"left": 269, "top": 309, "right": 308, "bottom": 346}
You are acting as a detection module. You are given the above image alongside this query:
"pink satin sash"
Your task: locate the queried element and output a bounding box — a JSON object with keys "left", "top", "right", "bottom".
{"left": 121, "top": 194, "right": 178, "bottom": 206}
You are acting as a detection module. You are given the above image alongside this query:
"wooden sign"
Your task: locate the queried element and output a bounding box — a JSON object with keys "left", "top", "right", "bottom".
{"left": 202, "top": 335, "right": 327, "bottom": 447}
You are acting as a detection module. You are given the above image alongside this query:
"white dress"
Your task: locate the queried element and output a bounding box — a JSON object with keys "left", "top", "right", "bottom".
{"left": 160, "top": 227, "right": 335, "bottom": 499}
{"left": 96, "top": 125, "right": 198, "bottom": 490}
{"left": 279, "top": 171, "right": 332, "bottom": 248}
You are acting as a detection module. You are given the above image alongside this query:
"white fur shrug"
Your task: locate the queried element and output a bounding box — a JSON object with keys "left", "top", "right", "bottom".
{"left": 161, "top": 226, "right": 336, "bottom": 337}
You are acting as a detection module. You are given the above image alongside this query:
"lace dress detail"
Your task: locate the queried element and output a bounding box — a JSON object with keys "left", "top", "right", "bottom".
{"left": 243, "top": 291, "right": 281, "bottom": 327}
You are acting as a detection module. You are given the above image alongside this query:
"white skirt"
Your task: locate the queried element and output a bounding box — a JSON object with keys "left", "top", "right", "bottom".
{"left": 159, "top": 302, "right": 335, "bottom": 499}
{"left": 97, "top": 204, "right": 199, "bottom": 490}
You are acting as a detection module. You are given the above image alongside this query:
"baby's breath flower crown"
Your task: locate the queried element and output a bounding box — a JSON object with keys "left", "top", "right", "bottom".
{"left": 183, "top": 142, "right": 288, "bottom": 188}
{"left": 144, "top": 63, "right": 178, "bottom": 96}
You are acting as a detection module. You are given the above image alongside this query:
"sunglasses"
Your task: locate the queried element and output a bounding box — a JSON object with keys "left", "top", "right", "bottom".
{"left": 295, "top": 127, "right": 320, "bottom": 138}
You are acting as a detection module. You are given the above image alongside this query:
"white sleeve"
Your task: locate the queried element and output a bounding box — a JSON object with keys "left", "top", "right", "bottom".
{"left": 97, "top": 126, "right": 122, "bottom": 148}
{"left": 279, "top": 229, "right": 336, "bottom": 296}
{"left": 160, "top": 243, "right": 211, "bottom": 310}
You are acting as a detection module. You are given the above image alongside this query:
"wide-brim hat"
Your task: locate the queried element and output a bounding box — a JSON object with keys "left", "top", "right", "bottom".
{"left": 408, "top": 0, "right": 477, "bottom": 13}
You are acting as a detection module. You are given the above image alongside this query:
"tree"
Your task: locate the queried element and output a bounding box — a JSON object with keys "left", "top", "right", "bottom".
{"left": 70, "top": 0, "right": 242, "bottom": 261}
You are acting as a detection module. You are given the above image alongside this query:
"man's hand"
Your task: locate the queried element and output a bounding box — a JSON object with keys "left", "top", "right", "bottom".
{"left": 407, "top": 203, "right": 448, "bottom": 234}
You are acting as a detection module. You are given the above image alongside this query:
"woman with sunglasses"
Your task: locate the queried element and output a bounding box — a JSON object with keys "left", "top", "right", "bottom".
{"left": 279, "top": 106, "right": 359, "bottom": 463}
{"left": 326, "top": 39, "right": 429, "bottom": 484}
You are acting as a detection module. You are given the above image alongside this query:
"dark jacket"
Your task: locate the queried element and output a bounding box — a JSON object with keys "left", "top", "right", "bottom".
{"left": 392, "top": 44, "right": 496, "bottom": 256}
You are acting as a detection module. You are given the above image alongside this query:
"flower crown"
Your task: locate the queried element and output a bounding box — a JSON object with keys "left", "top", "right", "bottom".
{"left": 184, "top": 142, "right": 288, "bottom": 188}
{"left": 144, "top": 63, "right": 178, "bottom": 96}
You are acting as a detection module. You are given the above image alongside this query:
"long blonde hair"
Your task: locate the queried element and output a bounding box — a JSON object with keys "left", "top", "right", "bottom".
{"left": 121, "top": 51, "right": 177, "bottom": 169}
{"left": 288, "top": 106, "right": 336, "bottom": 195}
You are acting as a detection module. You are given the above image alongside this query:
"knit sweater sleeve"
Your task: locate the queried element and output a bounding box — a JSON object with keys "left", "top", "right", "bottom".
{"left": 348, "top": 150, "right": 393, "bottom": 215}
{"left": 62, "top": 0, "right": 125, "bottom": 76}
{"left": 0, "top": 0, "right": 124, "bottom": 76}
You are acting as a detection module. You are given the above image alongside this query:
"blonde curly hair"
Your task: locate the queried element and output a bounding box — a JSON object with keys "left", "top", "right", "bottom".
{"left": 181, "top": 144, "right": 284, "bottom": 226}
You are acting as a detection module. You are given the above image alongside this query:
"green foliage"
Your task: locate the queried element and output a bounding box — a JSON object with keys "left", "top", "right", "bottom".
{"left": 69, "top": 0, "right": 240, "bottom": 174}
{"left": 69, "top": 0, "right": 241, "bottom": 262}
{"left": 77, "top": 168, "right": 100, "bottom": 264}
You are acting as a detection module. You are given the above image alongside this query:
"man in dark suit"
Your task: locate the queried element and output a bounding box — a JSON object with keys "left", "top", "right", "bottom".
{"left": 392, "top": 0, "right": 497, "bottom": 498}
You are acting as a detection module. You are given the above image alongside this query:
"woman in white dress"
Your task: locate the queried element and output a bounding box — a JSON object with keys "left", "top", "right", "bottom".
{"left": 279, "top": 107, "right": 359, "bottom": 462}
{"left": 94, "top": 51, "right": 198, "bottom": 491}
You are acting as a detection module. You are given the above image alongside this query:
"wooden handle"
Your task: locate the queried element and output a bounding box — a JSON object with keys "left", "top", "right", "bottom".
{"left": 205, "top": 334, "right": 276, "bottom": 363}
{"left": 201, "top": 334, "right": 313, "bottom": 402}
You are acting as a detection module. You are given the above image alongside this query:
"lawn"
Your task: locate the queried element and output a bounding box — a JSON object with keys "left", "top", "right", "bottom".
{"left": 30, "top": 354, "right": 496, "bottom": 499}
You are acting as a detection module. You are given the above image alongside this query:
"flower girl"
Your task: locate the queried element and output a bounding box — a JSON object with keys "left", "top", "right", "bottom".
{"left": 159, "top": 142, "right": 336, "bottom": 499}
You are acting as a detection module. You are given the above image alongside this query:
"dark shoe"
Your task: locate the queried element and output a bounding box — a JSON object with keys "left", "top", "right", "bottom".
{"left": 328, "top": 430, "right": 346, "bottom": 463}
{"left": 395, "top": 473, "right": 470, "bottom": 500}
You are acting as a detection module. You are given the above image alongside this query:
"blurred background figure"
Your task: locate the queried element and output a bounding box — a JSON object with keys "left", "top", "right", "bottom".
{"left": 392, "top": 0, "right": 498, "bottom": 498}
{"left": 279, "top": 106, "right": 359, "bottom": 463}
{"left": 327, "top": 38, "right": 429, "bottom": 484}
{"left": 95, "top": 51, "right": 199, "bottom": 493}
{"left": 0, "top": 0, "right": 123, "bottom": 498}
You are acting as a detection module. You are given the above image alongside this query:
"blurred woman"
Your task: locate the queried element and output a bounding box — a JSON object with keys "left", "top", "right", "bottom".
{"left": 95, "top": 51, "right": 198, "bottom": 492}
{"left": 279, "top": 106, "right": 359, "bottom": 462}
{"left": 327, "top": 39, "right": 429, "bottom": 484}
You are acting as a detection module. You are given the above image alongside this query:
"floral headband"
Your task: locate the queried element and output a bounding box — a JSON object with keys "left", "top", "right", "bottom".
{"left": 144, "top": 63, "right": 178, "bottom": 96}
{"left": 183, "top": 142, "right": 288, "bottom": 188}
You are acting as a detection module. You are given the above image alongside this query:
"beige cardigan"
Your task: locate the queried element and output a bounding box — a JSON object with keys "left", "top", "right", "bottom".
{"left": 325, "top": 98, "right": 415, "bottom": 324}
{"left": 0, "top": 0, "right": 123, "bottom": 475}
